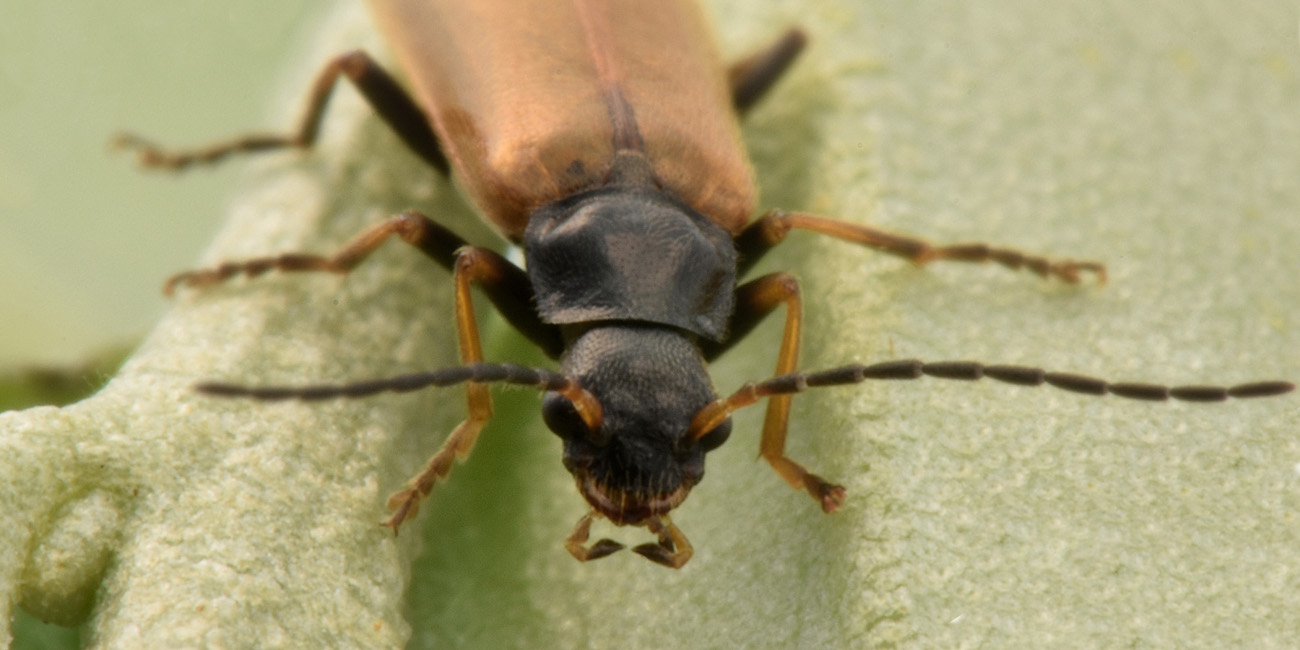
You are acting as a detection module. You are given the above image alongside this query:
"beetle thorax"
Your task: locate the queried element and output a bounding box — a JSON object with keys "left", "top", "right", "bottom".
{"left": 524, "top": 183, "right": 739, "bottom": 342}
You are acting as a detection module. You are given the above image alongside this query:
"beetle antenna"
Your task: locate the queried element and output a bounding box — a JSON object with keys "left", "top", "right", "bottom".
{"left": 689, "top": 359, "right": 1295, "bottom": 439}
{"left": 196, "top": 361, "right": 603, "bottom": 430}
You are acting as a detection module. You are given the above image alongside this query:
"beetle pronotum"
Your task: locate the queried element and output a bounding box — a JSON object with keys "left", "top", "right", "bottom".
{"left": 116, "top": 0, "right": 1294, "bottom": 568}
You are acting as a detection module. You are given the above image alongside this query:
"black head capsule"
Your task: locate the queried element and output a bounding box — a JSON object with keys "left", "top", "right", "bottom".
{"left": 544, "top": 326, "right": 731, "bottom": 526}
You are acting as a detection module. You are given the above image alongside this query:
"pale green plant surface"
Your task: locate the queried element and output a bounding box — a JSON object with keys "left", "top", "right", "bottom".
{"left": 4, "top": 1, "right": 1298, "bottom": 649}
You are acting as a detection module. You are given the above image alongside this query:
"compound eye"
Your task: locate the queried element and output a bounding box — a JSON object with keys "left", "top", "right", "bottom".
{"left": 542, "top": 391, "right": 607, "bottom": 445}
{"left": 694, "top": 418, "right": 732, "bottom": 452}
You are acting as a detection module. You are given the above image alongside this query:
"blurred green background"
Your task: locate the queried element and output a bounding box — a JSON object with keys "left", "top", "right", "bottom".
{"left": 0, "top": 2, "right": 319, "bottom": 367}
{"left": 1, "top": 3, "right": 317, "bottom": 647}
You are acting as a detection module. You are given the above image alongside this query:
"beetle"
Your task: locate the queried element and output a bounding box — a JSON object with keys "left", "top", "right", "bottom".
{"left": 116, "top": 0, "right": 1294, "bottom": 568}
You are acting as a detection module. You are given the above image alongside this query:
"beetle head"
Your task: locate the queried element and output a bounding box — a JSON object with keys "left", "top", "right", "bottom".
{"left": 542, "top": 325, "right": 732, "bottom": 525}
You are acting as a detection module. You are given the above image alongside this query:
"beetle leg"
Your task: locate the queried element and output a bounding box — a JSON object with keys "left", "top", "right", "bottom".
{"left": 735, "top": 209, "right": 1107, "bottom": 284}
{"left": 564, "top": 512, "right": 626, "bottom": 562}
{"left": 702, "top": 271, "right": 790, "bottom": 362}
{"left": 705, "top": 273, "right": 847, "bottom": 512}
{"left": 115, "top": 50, "right": 447, "bottom": 174}
{"left": 728, "top": 28, "right": 807, "bottom": 115}
{"left": 383, "top": 246, "right": 509, "bottom": 532}
{"left": 164, "top": 211, "right": 462, "bottom": 294}
{"left": 164, "top": 210, "right": 565, "bottom": 356}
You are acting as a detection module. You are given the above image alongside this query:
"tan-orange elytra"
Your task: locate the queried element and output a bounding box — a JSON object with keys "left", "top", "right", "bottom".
{"left": 368, "top": 0, "right": 756, "bottom": 238}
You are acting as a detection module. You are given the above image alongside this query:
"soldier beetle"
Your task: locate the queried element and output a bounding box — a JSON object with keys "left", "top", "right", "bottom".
{"left": 116, "top": 0, "right": 1293, "bottom": 568}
